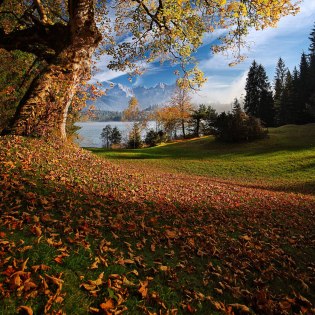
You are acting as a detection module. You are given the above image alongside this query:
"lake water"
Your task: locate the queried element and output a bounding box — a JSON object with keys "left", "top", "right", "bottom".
{"left": 75, "top": 121, "right": 157, "bottom": 148}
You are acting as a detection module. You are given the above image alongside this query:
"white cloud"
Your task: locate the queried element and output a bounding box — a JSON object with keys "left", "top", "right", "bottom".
{"left": 191, "top": 72, "right": 247, "bottom": 109}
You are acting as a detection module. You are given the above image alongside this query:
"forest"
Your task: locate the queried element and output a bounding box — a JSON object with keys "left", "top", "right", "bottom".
{"left": 0, "top": 1, "right": 314, "bottom": 315}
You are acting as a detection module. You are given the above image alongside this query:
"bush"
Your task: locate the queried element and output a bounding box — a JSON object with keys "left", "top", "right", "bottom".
{"left": 145, "top": 129, "right": 165, "bottom": 147}
{"left": 214, "top": 110, "right": 267, "bottom": 143}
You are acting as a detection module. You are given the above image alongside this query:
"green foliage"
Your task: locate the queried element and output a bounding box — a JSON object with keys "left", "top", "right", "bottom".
{"left": 145, "top": 129, "right": 165, "bottom": 147}
{"left": 95, "top": 124, "right": 315, "bottom": 195}
{"left": 0, "top": 50, "right": 39, "bottom": 132}
{"left": 127, "top": 123, "right": 143, "bottom": 149}
{"left": 101, "top": 125, "right": 122, "bottom": 148}
{"left": 244, "top": 61, "right": 274, "bottom": 127}
{"left": 111, "top": 126, "right": 122, "bottom": 145}
{"left": 101, "top": 124, "right": 113, "bottom": 148}
{"left": 1, "top": 123, "right": 315, "bottom": 314}
{"left": 214, "top": 104, "right": 268, "bottom": 143}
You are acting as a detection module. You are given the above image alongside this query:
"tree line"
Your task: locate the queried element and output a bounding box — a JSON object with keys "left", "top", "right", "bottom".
{"left": 244, "top": 22, "right": 315, "bottom": 127}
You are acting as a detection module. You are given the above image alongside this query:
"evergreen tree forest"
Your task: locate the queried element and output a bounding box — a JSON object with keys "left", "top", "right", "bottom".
{"left": 244, "top": 22, "right": 315, "bottom": 127}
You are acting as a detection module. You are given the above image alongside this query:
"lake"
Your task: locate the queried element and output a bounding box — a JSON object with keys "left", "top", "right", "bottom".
{"left": 75, "top": 121, "right": 157, "bottom": 148}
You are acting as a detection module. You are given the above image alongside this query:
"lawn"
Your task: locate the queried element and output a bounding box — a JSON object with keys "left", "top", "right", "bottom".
{"left": 91, "top": 124, "right": 315, "bottom": 195}
{"left": 0, "top": 124, "right": 314, "bottom": 314}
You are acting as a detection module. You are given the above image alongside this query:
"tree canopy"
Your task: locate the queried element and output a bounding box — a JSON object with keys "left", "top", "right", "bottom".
{"left": 0, "top": 0, "right": 301, "bottom": 139}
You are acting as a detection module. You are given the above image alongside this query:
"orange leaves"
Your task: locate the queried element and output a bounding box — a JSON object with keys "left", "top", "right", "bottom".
{"left": 228, "top": 303, "right": 251, "bottom": 314}
{"left": 138, "top": 280, "right": 149, "bottom": 299}
{"left": 100, "top": 299, "right": 115, "bottom": 311}
{"left": 17, "top": 306, "right": 33, "bottom": 315}
{"left": 1, "top": 136, "right": 315, "bottom": 314}
{"left": 80, "top": 272, "right": 104, "bottom": 296}
{"left": 30, "top": 225, "right": 42, "bottom": 237}
{"left": 165, "top": 229, "right": 177, "bottom": 239}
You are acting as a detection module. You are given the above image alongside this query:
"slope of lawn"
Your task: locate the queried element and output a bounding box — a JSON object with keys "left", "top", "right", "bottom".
{"left": 0, "top": 126, "right": 314, "bottom": 315}
{"left": 91, "top": 124, "right": 315, "bottom": 195}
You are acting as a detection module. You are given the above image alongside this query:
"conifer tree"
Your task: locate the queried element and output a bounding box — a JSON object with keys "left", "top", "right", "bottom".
{"left": 273, "top": 58, "right": 287, "bottom": 125}
{"left": 296, "top": 52, "right": 311, "bottom": 123}
{"left": 281, "top": 70, "right": 295, "bottom": 124}
{"left": 308, "top": 23, "right": 315, "bottom": 116}
{"left": 244, "top": 61, "right": 274, "bottom": 126}
{"left": 244, "top": 60, "right": 260, "bottom": 117}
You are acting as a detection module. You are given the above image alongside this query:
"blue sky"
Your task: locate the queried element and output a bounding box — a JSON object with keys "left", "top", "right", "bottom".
{"left": 92, "top": 0, "right": 315, "bottom": 111}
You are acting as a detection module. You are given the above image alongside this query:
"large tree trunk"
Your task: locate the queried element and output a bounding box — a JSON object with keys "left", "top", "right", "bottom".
{"left": 2, "top": 0, "right": 101, "bottom": 139}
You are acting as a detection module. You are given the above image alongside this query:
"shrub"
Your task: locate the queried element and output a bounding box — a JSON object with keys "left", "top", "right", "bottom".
{"left": 214, "top": 109, "right": 268, "bottom": 143}
{"left": 145, "top": 129, "right": 165, "bottom": 147}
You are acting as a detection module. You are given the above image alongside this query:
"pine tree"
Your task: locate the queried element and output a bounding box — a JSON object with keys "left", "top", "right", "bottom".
{"left": 281, "top": 70, "right": 295, "bottom": 124}
{"left": 244, "top": 61, "right": 274, "bottom": 126}
{"left": 190, "top": 104, "right": 207, "bottom": 137}
{"left": 273, "top": 58, "right": 287, "bottom": 125}
{"left": 308, "top": 22, "right": 315, "bottom": 118}
{"left": 128, "top": 123, "right": 142, "bottom": 149}
{"left": 110, "top": 127, "right": 122, "bottom": 146}
{"left": 244, "top": 60, "right": 260, "bottom": 117}
{"left": 296, "top": 52, "right": 311, "bottom": 123}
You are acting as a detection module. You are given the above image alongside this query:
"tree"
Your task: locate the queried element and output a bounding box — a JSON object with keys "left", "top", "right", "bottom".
{"left": 101, "top": 125, "right": 112, "bottom": 149}
{"left": 0, "top": 0, "right": 300, "bottom": 139}
{"left": 203, "top": 105, "right": 218, "bottom": 135}
{"left": 110, "top": 127, "right": 122, "bottom": 146}
{"left": 244, "top": 61, "right": 274, "bottom": 126}
{"left": 215, "top": 108, "right": 267, "bottom": 143}
{"left": 190, "top": 104, "right": 207, "bottom": 137}
{"left": 308, "top": 23, "right": 315, "bottom": 117}
{"left": 127, "top": 123, "right": 142, "bottom": 149}
{"left": 122, "top": 97, "right": 140, "bottom": 122}
{"left": 145, "top": 129, "right": 164, "bottom": 147}
{"left": 170, "top": 85, "right": 192, "bottom": 138}
{"left": 273, "top": 58, "right": 287, "bottom": 125}
{"left": 281, "top": 70, "right": 296, "bottom": 124}
{"left": 154, "top": 106, "right": 180, "bottom": 140}
{"left": 296, "top": 52, "right": 311, "bottom": 123}
{"left": 244, "top": 60, "right": 260, "bottom": 117}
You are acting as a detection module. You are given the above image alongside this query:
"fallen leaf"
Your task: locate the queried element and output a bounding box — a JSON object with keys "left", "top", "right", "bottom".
{"left": 17, "top": 306, "right": 33, "bottom": 315}
{"left": 138, "top": 280, "right": 148, "bottom": 298}
{"left": 100, "top": 299, "right": 115, "bottom": 310}
{"left": 229, "top": 303, "right": 251, "bottom": 314}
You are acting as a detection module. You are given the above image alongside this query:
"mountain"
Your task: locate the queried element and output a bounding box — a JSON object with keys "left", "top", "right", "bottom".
{"left": 91, "top": 81, "right": 176, "bottom": 112}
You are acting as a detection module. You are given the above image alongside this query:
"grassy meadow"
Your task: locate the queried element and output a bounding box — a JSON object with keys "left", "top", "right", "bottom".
{"left": 91, "top": 124, "right": 315, "bottom": 195}
{"left": 0, "top": 124, "right": 314, "bottom": 314}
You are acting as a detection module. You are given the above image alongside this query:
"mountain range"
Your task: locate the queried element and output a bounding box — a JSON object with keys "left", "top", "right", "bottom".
{"left": 91, "top": 81, "right": 176, "bottom": 112}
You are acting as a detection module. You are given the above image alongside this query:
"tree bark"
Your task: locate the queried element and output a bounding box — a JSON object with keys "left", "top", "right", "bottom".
{"left": 2, "top": 0, "right": 101, "bottom": 139}
{"left": 181, "top": 119, "right": 186, "bottom": 139}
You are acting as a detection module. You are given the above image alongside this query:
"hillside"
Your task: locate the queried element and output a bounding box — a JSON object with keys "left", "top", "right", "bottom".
{"left": 0, "top": 125, "right": 315, "bottom": 314}
{"left": 92, "top": 124, "right": 315, "bottom": 195}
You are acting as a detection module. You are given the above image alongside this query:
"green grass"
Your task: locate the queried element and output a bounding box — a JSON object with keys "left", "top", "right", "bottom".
{"left": 1, "top": 125, "right": 315, "bottom": 314}
{"left": 91, "top": 124, "right": 315, "bottom": 194}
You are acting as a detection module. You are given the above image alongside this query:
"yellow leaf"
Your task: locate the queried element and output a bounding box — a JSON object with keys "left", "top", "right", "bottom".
{"left": 81, "top": 283, "right": 97, "bottom": 291}
{"left": 160, "top": 265, "right": 169, "bottom": 272}
{"left": 240, "top": 235, "right": 251, "bottom": 241}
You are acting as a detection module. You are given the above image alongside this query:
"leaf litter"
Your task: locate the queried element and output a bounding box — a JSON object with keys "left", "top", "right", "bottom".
{"left": 0, "top": 136, "right": 314, "bottom": 314}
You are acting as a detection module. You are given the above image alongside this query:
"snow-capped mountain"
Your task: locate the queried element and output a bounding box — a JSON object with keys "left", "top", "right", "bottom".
{"left": 92, "top": 81, "right": 176, "bottom": 112}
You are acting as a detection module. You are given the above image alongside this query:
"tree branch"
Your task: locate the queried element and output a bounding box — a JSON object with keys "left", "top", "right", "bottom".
{"left": 33, "top": 0, "right": 49, "bottom": 24}
{"left": 0, "top": 23, "right": 69, "bottom": 62}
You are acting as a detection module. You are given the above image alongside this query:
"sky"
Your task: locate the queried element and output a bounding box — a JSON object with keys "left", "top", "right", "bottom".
{"left": 92, "top": 0, "right": 315, "bottom": 111}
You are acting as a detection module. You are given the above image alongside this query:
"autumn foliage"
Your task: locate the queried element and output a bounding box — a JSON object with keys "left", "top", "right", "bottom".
{"left": 0, "top": 135, "right": 314, "bottom": 314}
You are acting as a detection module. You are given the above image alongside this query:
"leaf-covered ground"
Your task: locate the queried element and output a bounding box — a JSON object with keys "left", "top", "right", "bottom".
{"left": 0, "top": 135, "right": 314, "bottom": 314}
